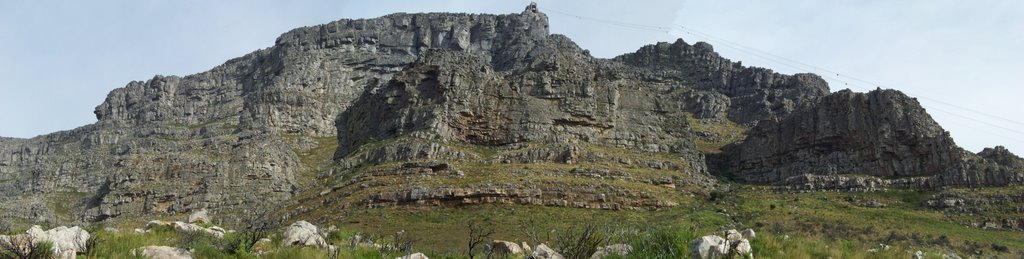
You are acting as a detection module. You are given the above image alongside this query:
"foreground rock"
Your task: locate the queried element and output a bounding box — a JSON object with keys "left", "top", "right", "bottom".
{"left": 690, "top": 235, "right": 729, "bottom": 259}
{"left": 282, "top": 221, "right": 327, "bottom": 248}
{"left": 492, "top": 240, "right": 524, "bottom": 255}
{"left": 25, "top": 225, "right": 91, "bottom": 258}
{"left": 135, "top": 246, "right": 194, "bottom": 259}
{"left": 395, "top": 252, "right": 429, "bottom": 259}
{"left": 591, "top": 244, "right": 632, "bottom": 258}
{"left": 528, "top": 243, "right": 565, "bottom": 259}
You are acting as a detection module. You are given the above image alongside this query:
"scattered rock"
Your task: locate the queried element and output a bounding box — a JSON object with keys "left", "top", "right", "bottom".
{"left": 724, "top": 229, "right": 743, "bottom": 241}
{"left": 690, "top": 235, "right": 729, "bottom": 259}
{"left": 395, "top": 252, "right": 429, "bottom": 259}
{"left": 135, "top": 246, "right": 193, "bottom": 259}
{"left": 740, "top": 229, "right": 755, "bottom": 239}
{"left": 732, "top": 239, "right": 752, "bottom": 257}
{"left": 591, "top": 244, "right": 632, "bottom": 259}
{"left": 25, "top": 225, "right": 91, "bottom": 257}
{"left": 914, "top": 251, "right": 925, "bottom": 259}
{"left": 491, "top": 240, "right": 524, "bottom": 255}
{"left": 522, "top": 242, "right": 532, "bottom": 252}
{"left": 529, "top": 243, "right": 565, "bottom": 259}
{"left": 282, "top": 221, "right": 327, "bottom": 248}
{"left": 188, "top": 209, "right": 210, "bottom": 224}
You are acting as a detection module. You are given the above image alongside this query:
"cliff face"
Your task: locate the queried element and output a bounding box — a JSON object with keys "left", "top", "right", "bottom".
{"left": 725, "top": 89, "right": 1024, "bottom": 189}
{"left": 1, "top": 4, "right": 1020, "bottom": 226}
{"left": 614, "top": 39, "right": 830, "bottom": 124}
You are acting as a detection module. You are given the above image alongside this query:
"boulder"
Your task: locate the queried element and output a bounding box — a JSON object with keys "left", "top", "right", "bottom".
{"left": 492, "top": 240, "right": 524, "bottom": 255}
{"left": 689, "top": 235, "right": 729, "bottom": 259}
{"left": 724, "top": 229, "right": 742, "bottom": 241}
{"left": 25, "top": 225, "right": 91, "bottom": 257}
{"left": 145, "top": 220, "right": 175, "bottom": 230}
{"left": 522, "top": 242, "right": 532, "bottom": 252}
{"left": 188, "top": 209, "right": 210, "bottom": 224}
{"left": 590, "top": 244, "right": 632, "bottom": 259}
{"left": 395, "top": 252, "right": 429, "bottom": 259}
{"left": 135, "top": 246, "right": 194, "bottom": 259}
{"left": 732, "top": 239, "right": 752, "bottom": 257}
{"left": 529, "top": 243, "right": 565, "bottom": 259}
{"left": 740, "top": 229, "right": 755, "bottom": 239}
{"left": 282, "top": 220, "right": 327, "bottom": 248}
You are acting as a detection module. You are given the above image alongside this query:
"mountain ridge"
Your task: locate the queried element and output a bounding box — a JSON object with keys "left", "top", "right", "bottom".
{"left": 1, "top": 4, "right": 1021, "bottom": 229}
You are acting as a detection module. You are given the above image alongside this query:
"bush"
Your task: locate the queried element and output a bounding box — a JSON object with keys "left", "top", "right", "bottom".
{"left": 0, "top": 235, "right": 55, "bottom": 259}
{"left": 554, "top": 222, "right": 614, "bottom": 259}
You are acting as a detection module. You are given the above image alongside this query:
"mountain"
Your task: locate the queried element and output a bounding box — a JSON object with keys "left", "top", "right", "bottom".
{"left": 1, "top": 3, "right": 1021, "bottom": 228}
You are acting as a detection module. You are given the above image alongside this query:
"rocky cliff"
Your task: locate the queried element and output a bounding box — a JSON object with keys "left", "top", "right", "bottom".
{"left": 1, "top": 4, "right": 1020, "bottom": 226}
{"left": 724, "top": 89, "right": 1024, "bottom": 189}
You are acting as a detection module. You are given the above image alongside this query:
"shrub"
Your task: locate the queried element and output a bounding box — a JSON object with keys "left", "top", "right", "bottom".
{"left": 0, "top": 235, "right": 54, "bottom": 259}
{"left": 554, "top": 222, "right": 613, "bottom": 259}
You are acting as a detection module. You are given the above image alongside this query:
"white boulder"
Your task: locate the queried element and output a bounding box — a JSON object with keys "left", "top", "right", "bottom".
{"left": 282, "top": 220, "right": 327, "bottom": 248}
{"left": 492, "top": 240, "right": 524, "bottom": 255}
{"left": 689, "top": 235, "right": 729, "bottom": 259}
{"left": 395, "top": 252, "right": 429, "bottom": 259}
{"left": 25, "top": 225, "right": 91, "bottom": 257}
{"left": 135, "top": 246, "right": 194, "bottom": 259}
{"left": 529, "top": 243, "right": 564, "bottom": 259}
{"left": 740, "top": 229, "right": 756, "bottom": 239}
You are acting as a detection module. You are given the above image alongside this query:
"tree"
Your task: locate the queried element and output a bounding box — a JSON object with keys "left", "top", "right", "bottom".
{"left": 466, "top": 218, "right": 495, "bottom": 259}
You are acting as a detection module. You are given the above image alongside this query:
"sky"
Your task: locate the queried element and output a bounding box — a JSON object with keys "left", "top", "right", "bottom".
{"left": 1, "top": 0, "right": 1022, "bottom": 154}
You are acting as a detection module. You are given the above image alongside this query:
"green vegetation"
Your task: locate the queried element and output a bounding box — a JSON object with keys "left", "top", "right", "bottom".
{"left": 683, "top": 113, "right": 747, "bottom": 153}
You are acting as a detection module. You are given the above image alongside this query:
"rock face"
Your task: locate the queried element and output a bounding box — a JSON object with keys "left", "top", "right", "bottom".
{"left": 614, "top": 39, "right": 830, "bottom": 125}
{"left": 725, "top": 89, "right": 1024, "bottom": 188}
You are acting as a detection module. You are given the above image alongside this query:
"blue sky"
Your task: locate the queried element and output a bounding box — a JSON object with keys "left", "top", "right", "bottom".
{"left": 1, "top": 0, "right": 1022, "bottom": 154}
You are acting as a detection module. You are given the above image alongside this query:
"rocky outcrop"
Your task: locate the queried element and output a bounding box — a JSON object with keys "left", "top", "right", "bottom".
{"left": 725, "top": 89, "right": 1024, "bottom": 188}
{"left": 979, "top": 146, "right": 1024, "bottom": 169}
{"left": 615, "top": 39, "right": 830, "bottom": 125}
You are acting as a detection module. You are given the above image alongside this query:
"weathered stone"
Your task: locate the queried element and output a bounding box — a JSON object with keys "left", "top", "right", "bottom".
{"left": 282, "top": 221, "right": 326, "bottom": 248}
{"left": 689, "top": 235, "right": 729, "bottom": 259}
{"left": 25, "top": 225, "right": 91, "bottom": 257}
{"left": 740, "top": 229, "right": 755, "bottom": 239}
{"left": 396, "top": 252, "right": 429, "bottom": 259}
{"left": 732, "top": 239, "right": 752, "bottom": 257}
{"left": 590, "top": 243, "right": 632, "bottom": 259}
{"left": 188, "top": 209, "right": 210, "bottom": 224}
{"left": 135, "top": 246, "right": 193, "bottom": 259}
{"left": 724, "top": 229, "right": 742, "bottom": 241}
{"left": 529, "top": 243, "right": 564, "bottom": 259}
{"left": 491, "top": 240, "right": 524, "bottom": 255}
